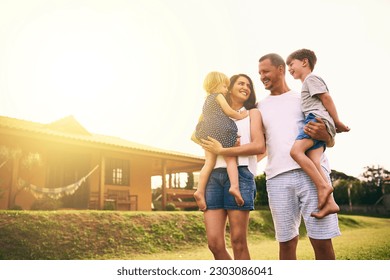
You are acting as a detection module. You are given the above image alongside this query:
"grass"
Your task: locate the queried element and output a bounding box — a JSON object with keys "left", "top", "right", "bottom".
{"left": 0, "top": 210, "right": 389, "bottom": 260}
{"left": 129, "top": 215, "right": 390, "bottom": 260}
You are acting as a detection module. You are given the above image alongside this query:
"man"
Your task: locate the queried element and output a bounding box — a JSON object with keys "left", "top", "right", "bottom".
{"left": 257, "top": 53, "right": 340, "bottom": 259}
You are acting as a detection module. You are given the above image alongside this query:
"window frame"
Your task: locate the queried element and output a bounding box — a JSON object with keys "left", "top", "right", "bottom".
{"left": 105, "top": 158, "right": 130, "bottom": 186}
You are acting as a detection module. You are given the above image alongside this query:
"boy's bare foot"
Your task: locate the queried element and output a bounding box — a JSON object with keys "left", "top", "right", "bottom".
{"left": 311, "top": 196, "right": 340, "bottom": 219}
{"left": 193, "top": 191, "right": 207, "bottom": 211}
{"left": 317, "top": 184, "right": 334, "bottom": 209}
{"left": 229, "top": 187, "right": 244, "bottom": 207}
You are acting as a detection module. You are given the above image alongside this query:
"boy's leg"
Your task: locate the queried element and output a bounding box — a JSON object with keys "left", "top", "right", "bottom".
{"left": 224, "top": 156, "right": 244, "bottom": 206}
{"left": 311, "top": 193, "right": 340, "bottom": 219}
{"left": 290, "top": 139, "right": 331, "bottom": 209}
{"left": 306, "top": 148, "right": 339, "bottom": 212}
{"left": 194, "top": 150, "right": 216, "bottom": 211}
{"left": 306, "top": 148, "right": 340, "bottom": 218}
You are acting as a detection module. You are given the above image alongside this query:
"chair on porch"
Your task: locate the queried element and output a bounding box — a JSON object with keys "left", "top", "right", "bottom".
{"left": 107, "top": 189, "right": 138, "bottom": 211}
{"left": 88, "top": 191, "right": 100, "bottom": 210}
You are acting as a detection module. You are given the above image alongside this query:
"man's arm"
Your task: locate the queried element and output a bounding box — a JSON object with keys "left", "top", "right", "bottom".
{"left": 304, "top": 117, "right": 335, "bottom": 147}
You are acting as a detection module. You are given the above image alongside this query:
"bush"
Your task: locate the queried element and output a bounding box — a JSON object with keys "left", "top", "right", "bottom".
{"left": 9, "top": 205, "right": 23, "bottom": 210}
{"left": 165, "top": 203, "right": 177, "bottom": 211}
{"left": 103, "top": 200, "right": 116, "bottom": 210}
{"left": 30, "top": 197, "right": 62, "bottom": 210}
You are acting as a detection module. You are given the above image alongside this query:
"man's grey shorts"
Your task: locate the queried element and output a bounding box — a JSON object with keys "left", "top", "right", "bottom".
{"left": 266, "top": 169, "right": 341, "bottom": 242}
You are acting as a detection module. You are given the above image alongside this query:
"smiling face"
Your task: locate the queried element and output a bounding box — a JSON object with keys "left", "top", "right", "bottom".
{"left": 229, "top": 75, "right": 251, "bottom": 107}
{"left": 258, "top": 58, "right": 284, "bottom": 92}
{"left": 287, "top": 58, "right": 306, "bottom": 81}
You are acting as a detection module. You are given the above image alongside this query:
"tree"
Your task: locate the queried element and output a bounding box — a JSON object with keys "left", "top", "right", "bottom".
{"left": 359, "top": 165, "right": 390, "bottom": 205}
{"left": 0, "top": 145, "right": 10, "bottom": 199}
{"left": 361, "top": 165, "right": 390, "bottom": 191}
{"left": 331, "top": 170, "right": 360, "bottom": 209}
{"left": 13, "top": 152, "right": 43, "bottom": 207}
{"left": 330, "top": 169, "right": 357, "bottom": 182}
{"left": 254, "top": 173, "right": 268, "bottom": 206}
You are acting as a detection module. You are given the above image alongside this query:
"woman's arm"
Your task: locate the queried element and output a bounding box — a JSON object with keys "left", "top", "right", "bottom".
{"left": 257, "top": 150, "right": 267, "bottom": 162}
{"left": 201, "top": 108, "right": 266, "bottom": 156}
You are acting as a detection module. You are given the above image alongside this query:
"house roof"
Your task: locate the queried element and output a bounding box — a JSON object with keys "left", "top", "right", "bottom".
{"left": 0, "top": 115, "right": 204, "bottom": 172}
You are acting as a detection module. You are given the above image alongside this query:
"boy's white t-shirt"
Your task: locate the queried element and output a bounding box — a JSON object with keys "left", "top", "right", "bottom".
{"left": 214, "top": 108, "right": 257, "bottom": 176}
{"left": 258, "top": 90, "right": 330, "bottom": 180}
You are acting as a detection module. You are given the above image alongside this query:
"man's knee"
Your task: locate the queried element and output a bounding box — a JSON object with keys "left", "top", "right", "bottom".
{"left": 279, "top": 236, "right": 299, "bottom": 260}
{"left": 310, "top": 238, "right": 333, "bottom": 250}
{"left": 310, "top": 238, "right": 335, "bottom": 260}
{"left": 280, "top": 236, "right": 298, "bottom": 250}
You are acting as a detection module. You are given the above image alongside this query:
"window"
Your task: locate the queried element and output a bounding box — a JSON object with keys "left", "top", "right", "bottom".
{"left": 105, "top": 158, "right": 129, "bottom": 186}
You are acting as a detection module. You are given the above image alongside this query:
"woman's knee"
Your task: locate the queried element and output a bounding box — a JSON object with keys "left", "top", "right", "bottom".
{"left": 230, "top": 235, "right": 247, "bottom": 251}
{"left": 207, "top": 239, "right": 226, "bottom": 254}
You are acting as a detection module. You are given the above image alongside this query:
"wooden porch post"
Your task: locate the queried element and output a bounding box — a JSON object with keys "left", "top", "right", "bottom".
{"left": 161, "top": 160, "right": 167, "bottom": 210}
{"left": 8, "top": 156, "right": 20, "bottom": 209}
{"left": 99, "top": 156, "right": 105, "bottom": 209}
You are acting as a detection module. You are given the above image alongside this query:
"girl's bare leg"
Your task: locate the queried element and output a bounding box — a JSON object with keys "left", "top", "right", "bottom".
{"left": 225, "top": 156, "right": 244, "bottom": 206}
{"left": 194, "top": 150, "right": 216, "bottom": 211}
{"left": 290, "top": 139, "right": 333, "bottom": 209}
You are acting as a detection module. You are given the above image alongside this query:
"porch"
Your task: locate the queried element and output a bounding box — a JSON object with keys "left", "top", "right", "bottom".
{"left": 0, "top": 115, "right": 205, "bottom": 211}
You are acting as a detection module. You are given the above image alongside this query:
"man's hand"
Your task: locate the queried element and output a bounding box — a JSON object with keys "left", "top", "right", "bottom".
{"left": 200, "top": 137, "right": 223, "bottom": 155}
{"left": 304, "top": 117, "right": 335, "bottom": 147}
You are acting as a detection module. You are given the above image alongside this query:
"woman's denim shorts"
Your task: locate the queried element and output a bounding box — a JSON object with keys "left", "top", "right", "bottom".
{"left": 205, "top": 166, "right": 256, "bottom": 210}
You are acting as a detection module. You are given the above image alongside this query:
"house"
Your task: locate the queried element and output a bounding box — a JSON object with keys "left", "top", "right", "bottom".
{"left": 0, "top": 115, "right": 204, "bottom": 211}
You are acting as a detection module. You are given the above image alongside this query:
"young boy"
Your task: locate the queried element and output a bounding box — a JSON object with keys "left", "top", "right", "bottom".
{"left": 287, "top": 49, "right": 350, "bottom": 219}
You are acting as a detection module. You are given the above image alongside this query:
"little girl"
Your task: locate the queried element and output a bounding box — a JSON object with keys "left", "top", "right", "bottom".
{"left": 192, "top": 71, "right": 248, "bottom": 211}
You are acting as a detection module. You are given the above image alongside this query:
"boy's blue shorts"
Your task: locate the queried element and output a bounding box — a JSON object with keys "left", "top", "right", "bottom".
{"left": 296, "top": 113, "right": 326, "bottom": 151}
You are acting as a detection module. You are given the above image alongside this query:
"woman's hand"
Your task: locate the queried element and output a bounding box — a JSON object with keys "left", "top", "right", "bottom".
{"left": 304, "top": 117, "right": 335, "bottom": 147}
{"left": 200, "top": 137, "right": 223, "bottom": 155}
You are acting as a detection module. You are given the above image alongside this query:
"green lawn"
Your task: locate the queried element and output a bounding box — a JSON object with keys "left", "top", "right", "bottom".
{"left": 0, "top": 210, "right": 389, "bottom": 260}
{"left": 112, "top": 215, "right": 390, "bottom": 260}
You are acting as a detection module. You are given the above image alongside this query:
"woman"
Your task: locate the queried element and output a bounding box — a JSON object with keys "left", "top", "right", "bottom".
{"left": 200, "top": 74, "right": 265, "bottom": 260}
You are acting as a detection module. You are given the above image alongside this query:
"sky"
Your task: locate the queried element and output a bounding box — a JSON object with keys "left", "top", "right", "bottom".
{"left": 1, "top": 0, "right": 389, "bottom": 178}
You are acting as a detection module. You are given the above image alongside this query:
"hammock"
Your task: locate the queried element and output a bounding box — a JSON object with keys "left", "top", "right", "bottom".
{"left": 0, "top": 160, "right": 7, "bottom": 169}
{"left": 21, "top": 165, "right": 99, "bottom": 199}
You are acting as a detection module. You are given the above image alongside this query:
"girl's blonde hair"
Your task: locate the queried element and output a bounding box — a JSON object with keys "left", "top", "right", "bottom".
{"left": 203, "top": 71, "right": 230, "bottom": 94}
